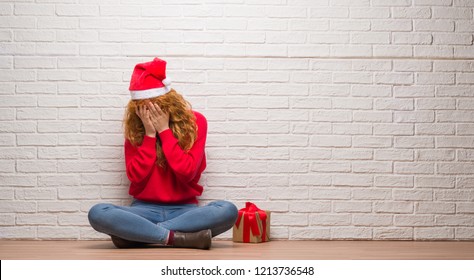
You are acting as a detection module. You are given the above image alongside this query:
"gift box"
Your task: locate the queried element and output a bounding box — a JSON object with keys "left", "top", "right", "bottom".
{"left": 233, "top": 202, "right": 270, "bottom": 243}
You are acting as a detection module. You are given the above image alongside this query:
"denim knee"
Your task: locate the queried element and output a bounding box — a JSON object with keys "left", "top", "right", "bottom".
{"left": 213, "top": 200, "right": 239, "bottom": 225}
{"left": 87, "top": 203, "right": 113, "bottom": 229}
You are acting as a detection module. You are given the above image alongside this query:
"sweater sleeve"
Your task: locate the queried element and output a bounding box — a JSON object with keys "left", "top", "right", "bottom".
{"left": 159, "top": 113, "right": 207, "bottom": 183}
{"left": 124, "top": 135, "right": 157, "bottom": 185}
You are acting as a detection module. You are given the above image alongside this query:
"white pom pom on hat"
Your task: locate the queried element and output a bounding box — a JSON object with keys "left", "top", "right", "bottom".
{"left": 129, "top": 57, "right": 172, "bottom": 100}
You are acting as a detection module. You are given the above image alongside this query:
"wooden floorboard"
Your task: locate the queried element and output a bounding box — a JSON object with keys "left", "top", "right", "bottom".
{"left": 1, "top": 240, "right": 474, "bottom": 260}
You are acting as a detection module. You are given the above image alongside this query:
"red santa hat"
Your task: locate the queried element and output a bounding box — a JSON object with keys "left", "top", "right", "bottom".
{"left": 129, "top": 57, "right": 172, "bottom": 100}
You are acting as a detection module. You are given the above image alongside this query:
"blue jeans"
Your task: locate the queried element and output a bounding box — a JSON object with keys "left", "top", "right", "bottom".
{"left": 88, "top": 199, "right": 238, "bottom": 244}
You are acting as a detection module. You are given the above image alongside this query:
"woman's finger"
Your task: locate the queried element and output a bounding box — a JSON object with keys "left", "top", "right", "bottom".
{"left": 136, "top": 105, "right": 142, "bottom": 118}
{"left": 147, "top": 102, "right": 159, "bottom": 118}
{"left": 153, "top": 103, "right": 163, "bottom": 115}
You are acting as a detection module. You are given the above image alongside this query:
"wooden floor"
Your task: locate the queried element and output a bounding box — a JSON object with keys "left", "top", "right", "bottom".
{"left": 1, "top": 240, "right": 474, "bottom": 259}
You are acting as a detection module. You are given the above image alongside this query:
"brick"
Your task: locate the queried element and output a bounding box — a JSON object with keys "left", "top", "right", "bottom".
{"left": 416, "top": 149, "right": 455, "bottom": 162}
{"left": 375, "top": 72, "right": 414, "bottom": 85}
{"left": 226, "top": 189, "right": 267, "bottom": 200}
{"left": 372, "top": 20, "right": 412, "bottom": 31}
{"left": 58, "top": 187, "right": 100, "bottom": 200}
{"left": 457, "top": 73, "right": 474, "bottom": 85}
{"left": 437, "top": 137, "right": 474, "bottom": 148}
{"left": 249, "top": 175, "right": 290, "bottom": 187}
{"left": 457, "top": 203, "right": 474, "bottom": 214}
{"left": 311, "top": 161, "right": 351, "bottom": 173}
{"left": 374, "top": 228, "right": 413, "bottom": 240}
{"left": 375, "top": 149, "right": 414, "bottom": 161}
{"left": 268, "top": 161, "right": 309, "bottom": 173}
{"left": 17, "top": 160, "right": 57, "bottom": 173}
{"left": 38, "top": 201, "right": 80, "bottom": 213}
{"left": 394, "top": 136, "right": 434, "bottom": 148}
{"left": 393, "top": 189, "right": 433, "bottom": 201}
{"left": 374, "top": 46, "right": 413, "bottom": 57}
{"left": 331, "top": 227, "right": 372, "bottom": 240}
{"left": 291, "top": 228, "right": 331, "bottom": 240}
{"left": 393, "top": 7, "right": 432, "bottom": 18}
{"left": 0, "top": 201, "right": 36, "bottom": 213}
{"left": 350, "top": 8, "right": 390, "bottom": 18}
{"left": 268, "top": 135, "right": 308, "bottom": 147}
{"left": 310, "top": 188, "right": 351, "bottom": 200}
{"left": 15, "top": 188, "right": 57, "bottom": 201}
{"left": 206, "top": 19, "right": 246, "bottom": 30}
{"left": 394, "top": 111, "right": 435, "bottom": 123}
{"left": 0, "top": 214, "right": 14, "bottom": 226}
{"left": 374, "top": 124, "right": 414, "bottom": 136}
{"left": 333, "top": 123, "right": 372, "bottom": 135}
{"left": 353, "top": 161, "right": 392, "bottom": 173}
{"left": 395, "top": 162, "right": 434, "bottom": 174}
{"left": 17, "top": 134, "right": 57, "bottom": 146}
{"left": 352, "top": 136, "right": 392, "bottom": 148}
{"left": 457, "top": 177, "right": 474, "bottom": 188}
{"left": 289, "top": 19, "right": 329, "bottom": 31}
{"left": 58, "top": 213, "right": 89, "bottom": 226}
{"left": 353, "top": 214, "right": 392, "bottom": 226}
{"left": 57, "top": 30, "right": 98, "bottom": 42}
{"left": 395, "top": 215, "right": 434, "bottom": 226}
{"left": 437, "top": 86, "right": 474, "bottom": 97}
{"left": 289, "top": 174, "right": 331, "bottom": 186}
{"left": 0, "top": 133, "right": 14, "bottom": 146}
{"left": 330, "top": 45, "right": 372, "bottom": 57}
{"left": 334, "top": 201, "right": 372, "bottom": 213}
{"left": 332, "top": 149, "right": 372, "bottom": 160}
{"left": 416, "top": 176, "right": 456, "bottom": 189}
{"left": 58, "top": 161, "right": 99, "bottom": 173}
{"left": 415, "top": 228, "right": 454, "bottom": 240}
{"left": 435, "top": 190, "right": 474, "bottom": 201}
{"left": 0, "top": 227, "right": 36, "bottom": 239}
{"left": 37, "top": 226, "right": 79, "bottom": 239}
{"left": 269, "top": 187, "right": 309, "bottom": 200}
{"left": 310, "top": 8, "right": 349, "bottom": 18}
{"left": 0, "top": 148, "right": 36, "bottom": 160}
{"left": 38, "top": 174, "right": 80, "bottom": 188}
{"left": 393, "top": 60, "right": 432, "bottom": 72}
{"left": 416, "top": 124, "right": 455, "bottom": 136}
{"left": 417, "top": 73, "right": 455, "bottom": 85}
{"left": 374, "top": 202, "right": 413, "bottom": 213}
{"left": 310, "top": 214, "right": 351, "bottom": 226}
{"left": 38, "top": 121, "right": 80, "bottom": 133}
{"left": 352, "top": 85, "right": 392, "bottom": 97}
{"left": 17, "top": 108, "right": 57, "bottom": 120}
{"left": 272, "top": 213, "right": 308, "bottom": 226}
{"left": 352, "top": 189, "right": 392, "bottom": 200}
{"left": 290, "top": 148, "right": 331, "bottom": 160}
{"left": 434, "top": 33, "right": 473, "bottom": 45}
{"left": 415, "top": 46, "right": 454, "bottom": 58}
{"left": 458, "top": 149, "right": 474, "bottom": 161}
{"left": 415, "top": 20, "right": 455, "bottom": 32}
{"left": 332, "top": 19, "right": 371, "bottom": 31}
{"left": 38, "top": 96, "right": 79, "bottom": 108}
{"left": 394, "top": 86, "right": 434, "bottom": 98}
{"left": 375, "top": 175, "right": 414, "bottom": 188}
{"left": 456, "top": 228, "right": 474, "bottom": 240}
{"left": 59, "top": 109, "right": 100, "bottom": 120}
{"left": 416, "top": 202, "right": 455, "bottom": 214}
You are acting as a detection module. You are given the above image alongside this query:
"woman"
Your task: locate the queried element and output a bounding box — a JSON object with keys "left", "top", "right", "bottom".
{"left": 88, "top": 57, "right": 238, "bottom": 250}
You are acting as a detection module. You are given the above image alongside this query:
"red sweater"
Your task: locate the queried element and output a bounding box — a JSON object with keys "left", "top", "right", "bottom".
{"left": 124, "top": 111, "right": 207, "bottom": 204}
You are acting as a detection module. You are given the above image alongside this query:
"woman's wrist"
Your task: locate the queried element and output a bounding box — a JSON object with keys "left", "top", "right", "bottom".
{"left": 157, "top": 126, "right": 170, "bottom": 134}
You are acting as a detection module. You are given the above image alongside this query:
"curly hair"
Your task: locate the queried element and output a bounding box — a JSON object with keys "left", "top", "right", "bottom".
{"left": 123, "top": 89, "right": 197, "bottom": 167}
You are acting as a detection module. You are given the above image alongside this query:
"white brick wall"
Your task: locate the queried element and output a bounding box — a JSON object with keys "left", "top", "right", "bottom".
{"left": 1, "top": 0, "right": 474, "bottom": 241}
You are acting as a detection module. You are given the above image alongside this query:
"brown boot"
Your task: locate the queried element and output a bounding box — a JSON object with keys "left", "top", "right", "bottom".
{"left": 173, "top": 229, "right": 212, "bottom": 250}
{"left": 110, "top": 235, "right": 147, "bottom": 249}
